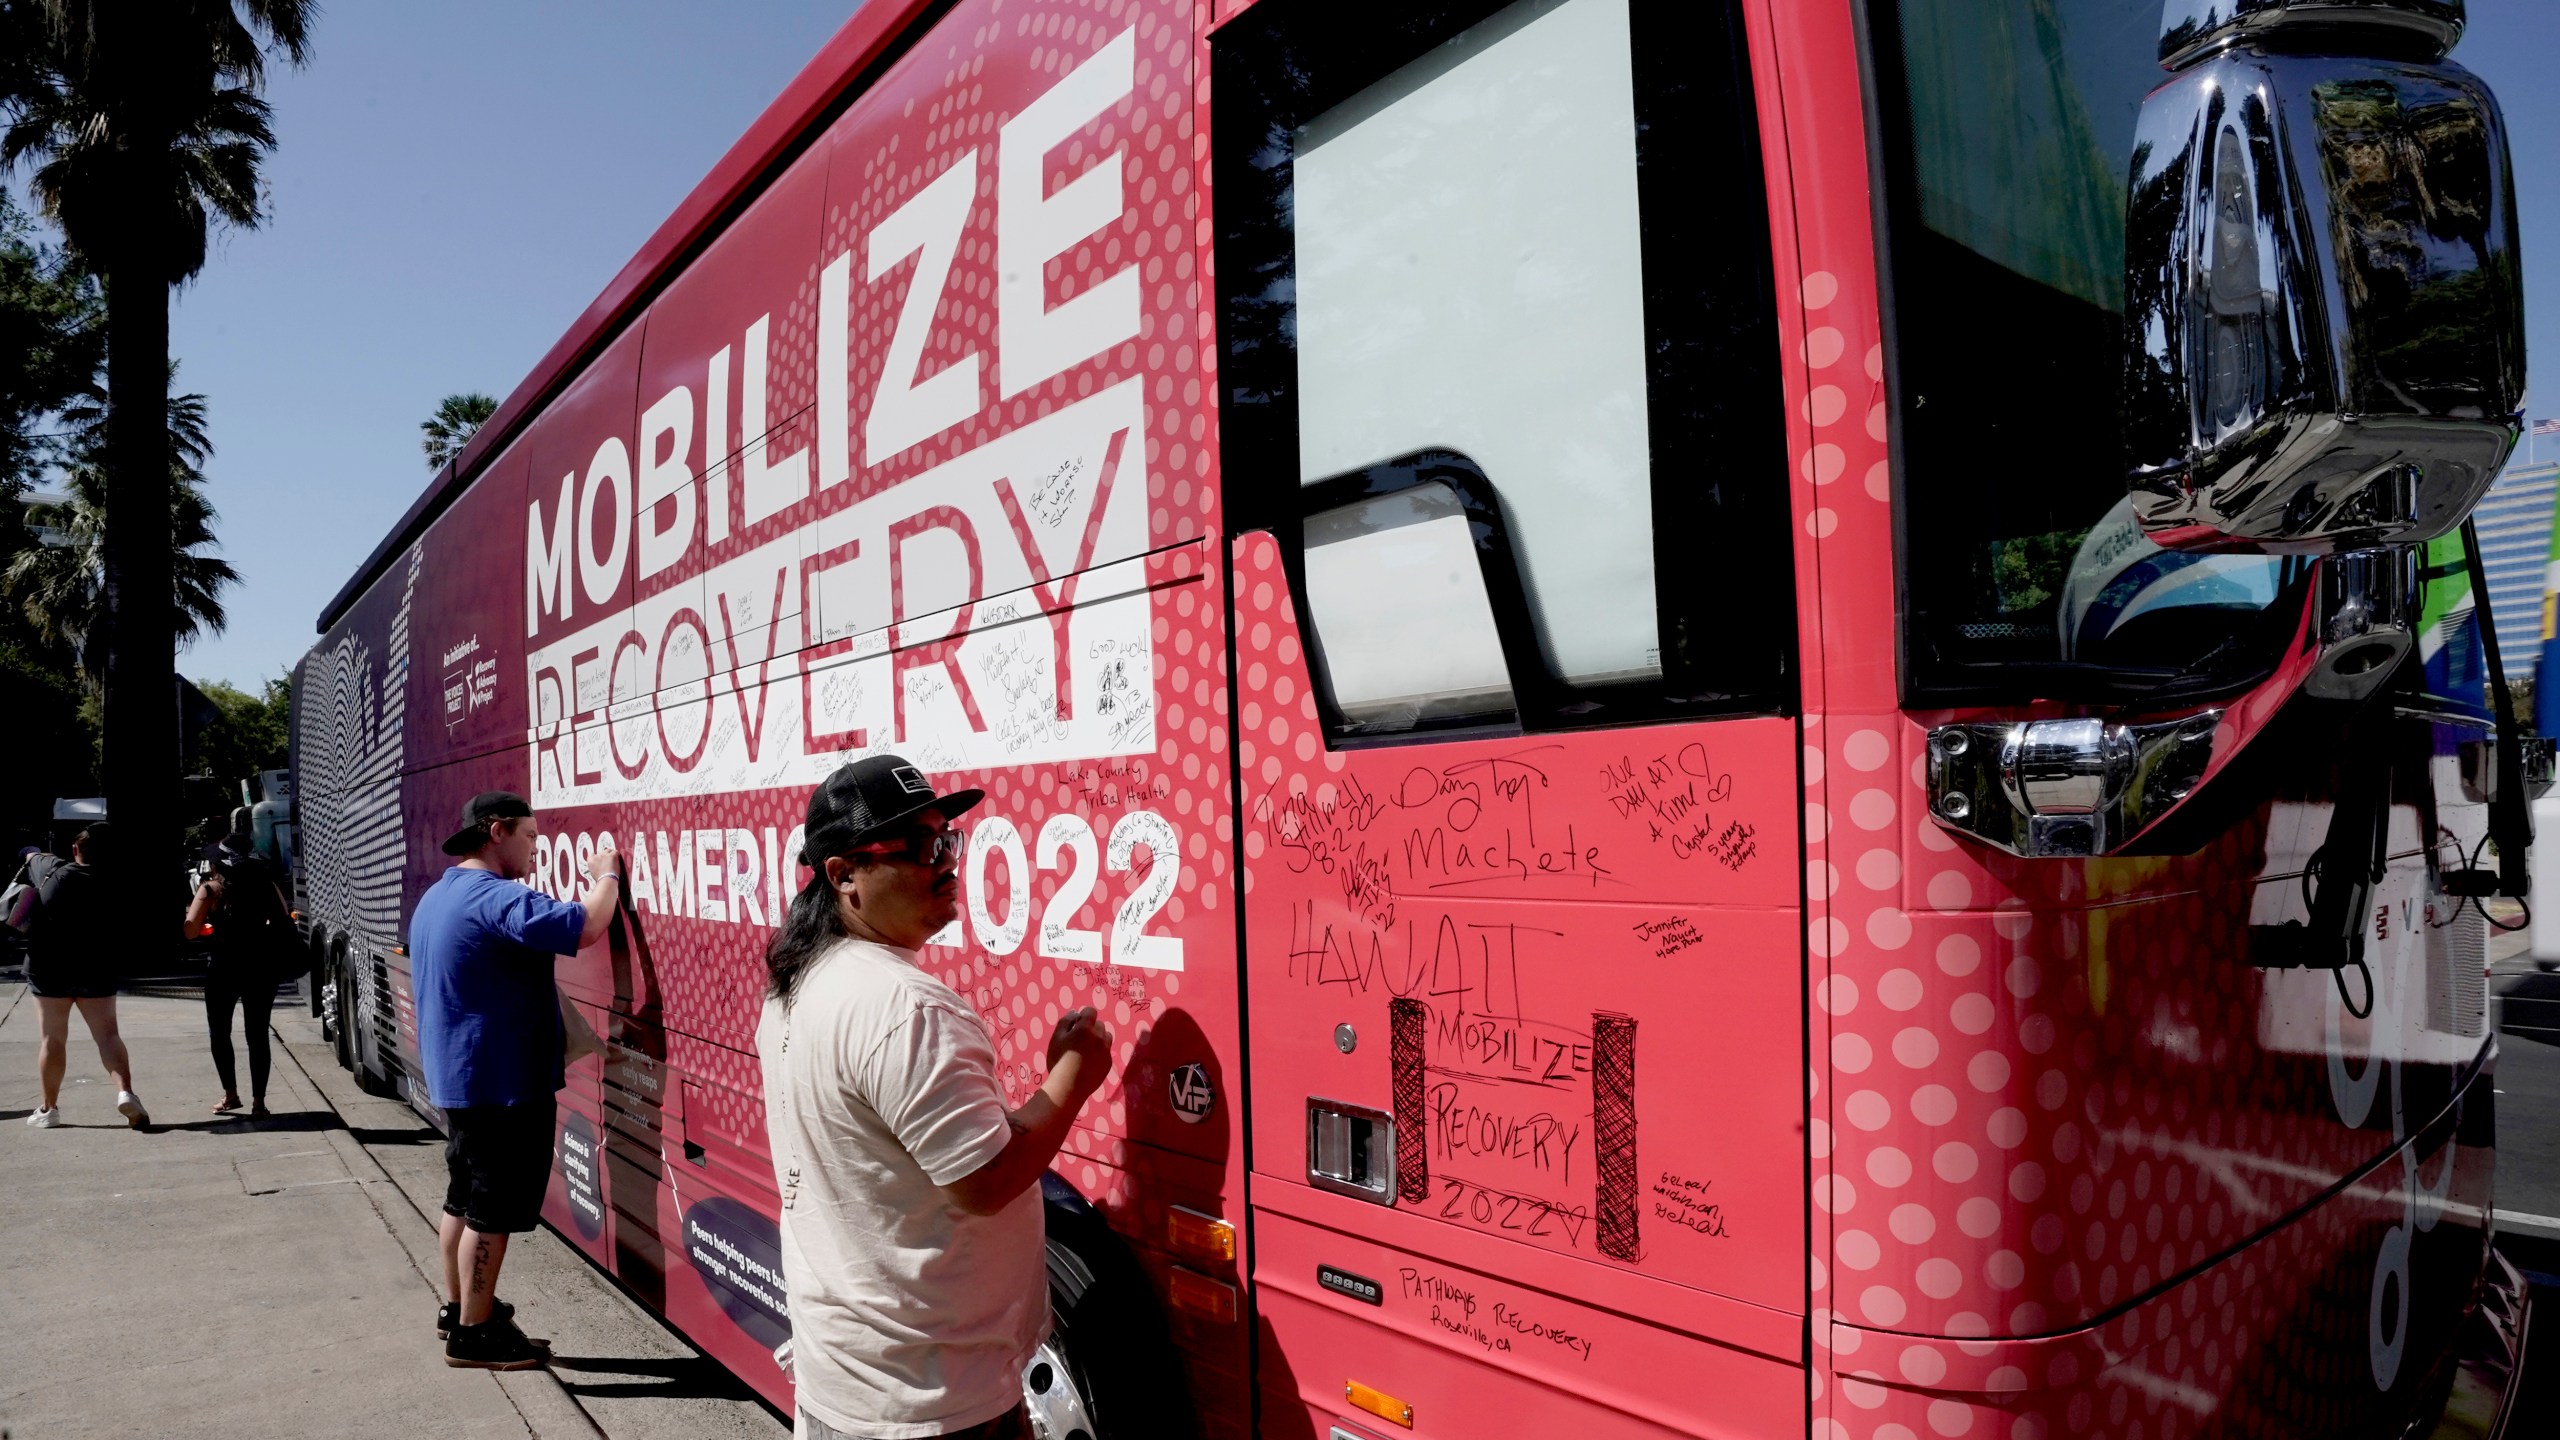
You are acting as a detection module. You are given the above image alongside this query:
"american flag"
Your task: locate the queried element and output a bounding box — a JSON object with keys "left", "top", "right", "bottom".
{"left": 2534, "top": 418, "right": 2560, "bottom": 436}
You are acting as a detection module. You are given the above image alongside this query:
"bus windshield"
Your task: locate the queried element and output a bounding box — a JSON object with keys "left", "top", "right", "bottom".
{"left": 1873, "top": 0, "right": 2303, "bottom": 703}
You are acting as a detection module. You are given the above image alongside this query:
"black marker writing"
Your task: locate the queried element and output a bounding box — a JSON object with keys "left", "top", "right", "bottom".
{"left": 1651, "top": 1172, "right": 1731, "bottom": 1239}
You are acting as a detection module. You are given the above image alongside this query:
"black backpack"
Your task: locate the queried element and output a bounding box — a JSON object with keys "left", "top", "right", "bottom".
{"left": 210, "top": 848, "right": 302, "bottom": 979}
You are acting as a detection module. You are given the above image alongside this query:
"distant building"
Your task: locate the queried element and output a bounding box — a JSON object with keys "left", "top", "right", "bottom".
{"left": 2471, "top": 459, "right": 2557, "bottom": 679}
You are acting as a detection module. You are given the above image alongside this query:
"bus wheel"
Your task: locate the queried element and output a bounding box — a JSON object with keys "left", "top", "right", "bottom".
{"left": 1035, "top": 1173, "right": 1197, "bottom": 1440}
{"left": 1021, "top": 1335, "right": 1097, "bottom": 1440}
{"left": 313, "top": 939, "right": 337, "bottom": 1037}
{"left": 329, "top": 952, "right": 354, "bottom": 1073}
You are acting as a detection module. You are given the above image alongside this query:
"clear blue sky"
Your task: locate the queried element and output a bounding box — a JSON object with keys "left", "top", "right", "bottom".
{"left": 165, "top": 0, "right": 859, "bottom": 692}
{"left": 143, "top": 0, "right": 2560, "bottom": 691}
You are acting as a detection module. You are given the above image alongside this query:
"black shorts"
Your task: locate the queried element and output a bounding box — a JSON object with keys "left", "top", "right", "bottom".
{"left": 26, "top": 949, "right": 116, "bottom": 999}
{"left": 442, "top": 1099, "right": 556, "bottom": 1234}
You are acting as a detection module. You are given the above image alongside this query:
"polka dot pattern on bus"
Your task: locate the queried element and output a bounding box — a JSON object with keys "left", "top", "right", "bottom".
{"left": 568, "top": 0, "right": 1236, "bottom": 1234}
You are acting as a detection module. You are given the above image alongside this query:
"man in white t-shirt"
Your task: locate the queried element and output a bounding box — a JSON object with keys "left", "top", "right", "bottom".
{"left": 757, "top": 755, "right": 1114, "bottom": 1439}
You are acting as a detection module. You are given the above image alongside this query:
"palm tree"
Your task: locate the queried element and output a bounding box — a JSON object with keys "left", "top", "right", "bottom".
{"left": 0, "top": 0, "right": 311, "bottom": 877}
{"left": 0, "top": 188, "right": 103, "bottom": 495}
{"left": 421, "top": 391, "right": 496, "bottom": 471}
{"left": 8, "top": 429, "right": 239, "bottom": 684}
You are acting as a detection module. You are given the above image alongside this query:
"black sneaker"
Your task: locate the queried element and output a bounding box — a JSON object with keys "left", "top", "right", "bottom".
{"left": 438, "top": 1301, "right": 550, "bottom": 1351}
{"left": 437, "top": 1298, "right": 514, "bottom": 1339}
{"left": 444, "top": 1318, "right": 551, "bottom": 1371}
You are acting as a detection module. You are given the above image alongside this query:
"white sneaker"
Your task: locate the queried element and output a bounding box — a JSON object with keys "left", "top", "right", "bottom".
{"left": 26, "top": 1106, "right": 60, "bottom": 1128}
{"left": 115, "top": 1090, "right": 148, "bottom": 1128}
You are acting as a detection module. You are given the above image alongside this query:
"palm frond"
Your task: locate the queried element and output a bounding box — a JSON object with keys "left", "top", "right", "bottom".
{"left": 421, "top": 391, "right": 498, "bottom": 470}
{"left": 5, "top": 3, "right": 311, "bottom": 283}
{"left": 4, "top": 454, "right": 236, "bottom": 679}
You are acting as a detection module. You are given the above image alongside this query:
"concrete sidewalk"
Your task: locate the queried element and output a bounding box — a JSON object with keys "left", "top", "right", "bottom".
{"left": 266, "top": 1008, "right": 784, "bottom": 1440}
{"left": 0, "top": 983, "right": 596, "bottom": 1439}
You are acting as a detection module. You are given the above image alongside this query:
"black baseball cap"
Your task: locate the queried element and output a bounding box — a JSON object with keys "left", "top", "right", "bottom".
{"left": 799, "top": 755, "right": 982, "bottom": 865}
{"left": 442, "top": 791, "right": 535, "bottom": 856}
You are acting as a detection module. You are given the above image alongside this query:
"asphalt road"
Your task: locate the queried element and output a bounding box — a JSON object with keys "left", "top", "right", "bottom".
{"left": 2493, "top": 919, "right": 2560, "bottom": 1228}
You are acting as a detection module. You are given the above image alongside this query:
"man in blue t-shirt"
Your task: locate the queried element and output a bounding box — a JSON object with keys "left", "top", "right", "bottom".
{"left": 410, "top": 790, "right": 617, "bottom": 1370}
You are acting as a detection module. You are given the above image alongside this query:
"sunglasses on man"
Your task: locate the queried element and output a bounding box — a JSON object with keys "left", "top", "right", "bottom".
{"left": 847, "top": 825, "right": 966, "bottom": 868}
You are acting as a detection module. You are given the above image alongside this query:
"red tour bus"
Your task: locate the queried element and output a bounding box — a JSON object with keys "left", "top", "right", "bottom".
{"left": 292, "top": 0, "right": 2541, "bottom": 1435}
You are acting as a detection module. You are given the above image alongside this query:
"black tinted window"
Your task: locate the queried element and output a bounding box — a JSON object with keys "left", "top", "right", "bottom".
{"left": 1872, "top": 0, "right": 2305, "bottom": 702}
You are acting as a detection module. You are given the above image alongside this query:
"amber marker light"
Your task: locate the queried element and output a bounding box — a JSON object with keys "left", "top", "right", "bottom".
{"left": 1166, "top": 1205, "right": 1236, "bottom": 1264}
{"left": 1345, "top": 1380, "right": 1413, "bottom": 1429}
{"left": 1165, "top": 1267, "right": 1237, "bottom": 1324}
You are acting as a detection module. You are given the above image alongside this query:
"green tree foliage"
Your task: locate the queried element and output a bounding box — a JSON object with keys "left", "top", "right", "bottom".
{"left": 0, "top": 188, "right": 101, "bottom": 494}
{"left": 0, "top": 627, "right": 93, "bottom": 833}
{"left": 421, "top": 391, "right": 496, "bottom": 471}
{"left": 0, "top": 181, "right": 100, "bottom": 832}
{"left": 5, "top": 382, "right": 240, "bottom": 681}
{"left": 192, "top": 674, "right": 287, "bottom": 782}
{"left": 1, "top": 0, "right": 314, "bottom": 877}
{"left": 178, "top": 675, "right": 284, "bottom": 851}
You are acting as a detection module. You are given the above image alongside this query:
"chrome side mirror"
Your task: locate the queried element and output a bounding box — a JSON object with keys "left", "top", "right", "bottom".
{"left": 1932, "top": 2, "right": 2524, "bottom": 864}
{"left": 2159, "top": 0, "right": 2465, "bottom": 71}
{"left": 1927, "top": 545, "right": 2414, "bottom": 857}
{"left": 1928, "top": 712, "right": 2223, "bottom": 860}
{"left": 2123, "top": 0, "right": 2521, "bottom": 554}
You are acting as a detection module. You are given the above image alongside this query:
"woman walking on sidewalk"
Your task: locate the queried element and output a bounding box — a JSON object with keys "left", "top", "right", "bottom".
{"left": 24, "top": 824, "right": 148, "bottom": 1129}
{"left": 185, "top": 811, "right": 291, "bottom": 1117}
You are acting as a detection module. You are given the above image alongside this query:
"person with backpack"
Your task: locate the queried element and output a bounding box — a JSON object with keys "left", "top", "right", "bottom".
{"left": 184, "top": 809, "right": 294, "bottom": 1117}
{"left": 21, "top": 823, "right": 148, "bottom": 1129}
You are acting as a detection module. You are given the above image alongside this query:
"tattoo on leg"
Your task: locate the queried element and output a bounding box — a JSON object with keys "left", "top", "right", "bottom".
{"left": 465, "top": 1234, "right": 499, "bottom": 1323}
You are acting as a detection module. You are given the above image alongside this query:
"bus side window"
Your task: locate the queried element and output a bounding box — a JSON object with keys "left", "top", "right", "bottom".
{"left": 1290, "top": 0, "right": 1658, "bottom": 696}
{"left": 1303, "top": 480, "right": 1518, "bottom": 737}
{"left": 1216, "top": 0, "right": 1791, "bottom": 742}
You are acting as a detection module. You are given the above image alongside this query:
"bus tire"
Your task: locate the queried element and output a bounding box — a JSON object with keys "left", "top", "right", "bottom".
{"left": 306, "top": 930, "right": 328, "bottom": 1017}
{"left": 328, "top": 945, "right": 354, "bottom": 1073}
{"left": 1031, "top": 1173, "right": 1198, "bottom": 1440}
{"left": 349, "top": 956, "right": 395, "bottom": 1099}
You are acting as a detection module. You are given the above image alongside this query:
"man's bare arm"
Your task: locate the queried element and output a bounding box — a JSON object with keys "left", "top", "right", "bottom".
{"left": 574, "top": 844, "right": 621, "bottom": 949}
{"left": 940, "top": 1009, "right": 1114, "bottom": 1217}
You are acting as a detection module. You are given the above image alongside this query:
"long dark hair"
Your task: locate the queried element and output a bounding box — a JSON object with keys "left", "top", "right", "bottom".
{"left": 765, "top": 872, "right": 848, "bottom": 1003}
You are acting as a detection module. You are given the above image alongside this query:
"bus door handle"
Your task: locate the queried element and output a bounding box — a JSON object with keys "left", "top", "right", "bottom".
{"left": 1307, "top": 1098, "right": 1396, "bottom": 1205}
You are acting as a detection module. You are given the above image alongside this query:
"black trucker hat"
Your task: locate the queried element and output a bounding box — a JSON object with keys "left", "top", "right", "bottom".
{"left": 442, "top": 791, "right": 535, "bottom": 856}
{"left": 800, "top": 755, "right": 983, "bottom": 865}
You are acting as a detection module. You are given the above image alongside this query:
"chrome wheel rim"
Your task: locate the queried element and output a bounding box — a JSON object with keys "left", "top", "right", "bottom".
{"left": 1021, "top": 1338, "right": 1096, "bottom": 1440}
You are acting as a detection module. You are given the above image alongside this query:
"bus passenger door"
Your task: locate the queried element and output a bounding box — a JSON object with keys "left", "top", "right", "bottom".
{"left": 1212, "top": 0, "right": 1806, "bottom": 1434}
